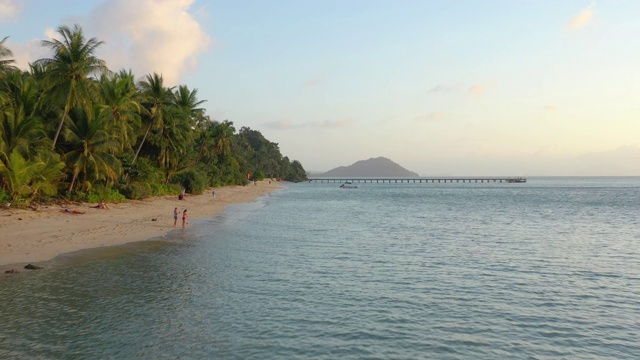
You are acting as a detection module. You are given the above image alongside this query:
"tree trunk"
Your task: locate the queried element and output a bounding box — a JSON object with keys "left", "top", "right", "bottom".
{"left": 52, "top": 105, "right": 70, "bottom": 149}
{"left": 68, "top": 170, "right": 79, "bottom": 193}
{"left": 132, "top": 122, "right": 152, "bottom": 164}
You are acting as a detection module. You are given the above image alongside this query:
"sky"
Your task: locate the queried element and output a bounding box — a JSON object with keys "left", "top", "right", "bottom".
{"left": 1, "top": 0, "right": 640, "bottom": 176}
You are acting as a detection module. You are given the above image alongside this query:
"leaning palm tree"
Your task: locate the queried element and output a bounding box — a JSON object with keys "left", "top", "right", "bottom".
{"left": 62, "top": 107, "right": 122, "bottom": 193}
{"left": 132, "top": 72, "right": 175, "bottom": 164}
{"left": 34, "top": 24, "right": 109, "bottom": 149}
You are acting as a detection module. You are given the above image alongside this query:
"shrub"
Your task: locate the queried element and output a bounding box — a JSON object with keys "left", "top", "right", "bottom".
{"left": 86, "top": 185, "right": 127, "bottom": 203}
{"left": 253, "top": 170, "right": 265, "bottom": 181}
{"left": 118, "top": 182, "right": 152, "bottom": 200}
{"left": 69, "top": 191, "right": 88, "bottom": 202}
{"left": 121, "top": 157, "right": 164, "bottom": 184}
{"left": 150, "top": 183, "right": 182, "bottom": 196}
{"left": 172, "top": 170, "right": 208, "bottom": 195}
{"left": 0, "top": 189, "right": 10, "bottom": 204}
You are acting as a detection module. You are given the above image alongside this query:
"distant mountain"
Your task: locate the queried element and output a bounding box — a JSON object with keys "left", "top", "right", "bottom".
{"left": 318, "top": 157, "right": 419, "bottom": 177}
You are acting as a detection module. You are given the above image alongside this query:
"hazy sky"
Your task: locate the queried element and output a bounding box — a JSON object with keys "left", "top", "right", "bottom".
{"left": 2, "top": 0, "right": 639, "bottom": 176}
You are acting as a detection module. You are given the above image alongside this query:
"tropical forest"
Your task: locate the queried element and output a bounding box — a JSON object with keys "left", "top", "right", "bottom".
{"left": 0, "top": 25, "right": 307, "bottom": 206}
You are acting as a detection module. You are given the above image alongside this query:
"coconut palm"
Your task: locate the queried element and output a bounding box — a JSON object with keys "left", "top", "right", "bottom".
{"left": 35, "top": 24, "right": 109, "bottom": 149}
{"left": 0, "top": 149, "right": 64, "bottom": 201}
{"left": 213, "top": 120, "right": 235, "bottom": 157}
{"left": 194, "top": 117, "right": 218, "bottom": 164}
{"left": 132, "top": 73, "right": 175, "bottom": 164}
{"left": 0, "top": 71, "right": 51, "bottom": 164}
{"left": 0, "top": 36, "right": 17, "bottom": 73}
{"left": 98, "top": 70, "right": 142, "bottom": 151}
{"left": 62, "top": 107, "right": 122, "bottom": 192}
{"left": 173, "top": 85, "right": 206, "bottom": 125}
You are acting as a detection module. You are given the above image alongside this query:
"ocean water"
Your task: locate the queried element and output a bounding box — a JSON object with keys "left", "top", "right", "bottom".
{"left": 1, "top": 177, "right": 640, "bottom": 359}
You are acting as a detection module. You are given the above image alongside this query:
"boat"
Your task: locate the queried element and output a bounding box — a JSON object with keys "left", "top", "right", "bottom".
{"left": 340, "top": 182, "right": 358, "bottom": 189}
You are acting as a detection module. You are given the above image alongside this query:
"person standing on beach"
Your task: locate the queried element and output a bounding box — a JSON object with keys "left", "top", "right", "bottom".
{"left": 182, "top": 209, "right": 188, "bottom": 228}
{"left": 173, "top": 207, "right": 179, "bottom": 227}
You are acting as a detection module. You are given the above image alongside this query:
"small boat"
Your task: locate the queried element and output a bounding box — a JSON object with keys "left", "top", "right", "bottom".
{"left": 340, "top": 182, "right": 358, "bottom": 189}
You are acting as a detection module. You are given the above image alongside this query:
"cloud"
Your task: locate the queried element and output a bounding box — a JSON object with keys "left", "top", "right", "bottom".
{"left": 310, "top": 118, "right": 356, "bottom": 128}
{"left": 264, "top": 119, "right": 295, "bottom": 130}
{"left": 84, "top": 0, "right": 212, "bottom": 85}
{"left": 7, "top": 38, "right": 49, "bottom": 69}
{"left": 264, "top": 118, "right": 356, "bottom": 130}
{"left": 303, "top": 77, "right": 324, "bottom": 88}
{"left": 468, "top": 83, "right": 486, "bottom": 96}
{"left": 415, "top": 112, "right": 449, "bottom": 123}
{"left": 0, "top": 0, "right": 21, "bottom": 21}
{"left": 567, "top": 3, "right": 595, "bottom": 32}
{"left": 428, "top": 84, "right": 462, "bottom": 93}
{"left": 544, "top": 104, "right": 559, "bottom": 112}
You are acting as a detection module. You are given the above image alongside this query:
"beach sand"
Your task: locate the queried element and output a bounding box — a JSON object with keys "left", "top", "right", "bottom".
{"left": 0, "top": 180, "right": 283, "bottom": 268}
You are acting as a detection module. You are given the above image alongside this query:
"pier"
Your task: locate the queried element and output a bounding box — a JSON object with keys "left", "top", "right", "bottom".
{"left": 308, "top": 177, "right": 526, "bottom": 184}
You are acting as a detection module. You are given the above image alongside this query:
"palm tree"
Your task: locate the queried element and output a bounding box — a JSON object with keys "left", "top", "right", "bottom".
{"left": 213, "top": 120, "right": 235, "bottom": 157}
{"left": 132, "top": 73, "right": 175, "bottom": 164}
{"left": 194, "top": 117, "right": 217, "bottom": 163}
{"left": 35, "top": 24, "right": 109, "bottom": 149}
{"left": 0, "top": 70, "right": 51, "bottom": 165}
{"left": 98, "top": 70, "right": 142, "bottom": 151}
{"left": 0, "top": 149, "right": 64, "bottom": 201}
{"left": 173, "top": 85, "right": 206, "bottom": 124}
{"left": 0, "top": 36, "right": 17, "bottom": 73}
{"left": 62, "top": 107, "right": 122, "bottom": 192}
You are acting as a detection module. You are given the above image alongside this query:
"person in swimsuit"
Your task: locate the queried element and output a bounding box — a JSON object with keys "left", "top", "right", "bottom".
{"left": 64, "top": 208, "right": 85, "bottom": 214}
{"left": 173, "top": 207, "right": 179, "bottom": 227}
{"left": 182, "top": 209, "right": 188, "bottom": 228}
{"left": 92, "top": 201, "right": 109, "bottom": 209}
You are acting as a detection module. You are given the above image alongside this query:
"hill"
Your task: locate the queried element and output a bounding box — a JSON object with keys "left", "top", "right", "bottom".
{"left": 318, "top": 157, "right": 419, "bottom": 177}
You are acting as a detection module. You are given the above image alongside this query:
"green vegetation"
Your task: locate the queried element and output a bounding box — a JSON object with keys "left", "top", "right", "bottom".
{"left": 0, "top": 25, "right": 307, "bottom": 206}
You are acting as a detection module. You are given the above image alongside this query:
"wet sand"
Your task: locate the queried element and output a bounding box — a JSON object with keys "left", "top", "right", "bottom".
{"left": 0, "top": 180, "right": 283, "bottom": 269}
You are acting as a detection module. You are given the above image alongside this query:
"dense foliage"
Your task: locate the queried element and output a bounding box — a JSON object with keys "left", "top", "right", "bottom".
{"left": 0, "top": 26, "right": 307, "bottom": 204}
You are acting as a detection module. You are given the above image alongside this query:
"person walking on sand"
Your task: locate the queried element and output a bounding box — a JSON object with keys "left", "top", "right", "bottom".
{"left": 173, "top": 207, "right": 179, "bottom": 227}
{"left": 182, "top": 209, "right": 188, "bottom": 228}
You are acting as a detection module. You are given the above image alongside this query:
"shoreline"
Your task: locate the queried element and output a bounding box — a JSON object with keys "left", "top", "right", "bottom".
{"left": 0, "top": 180, "right": 284, "bottom": 270}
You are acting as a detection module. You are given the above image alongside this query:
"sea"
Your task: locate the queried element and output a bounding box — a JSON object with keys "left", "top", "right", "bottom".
{"left": 1, "top": 177, "right": 639, "bottom": 359}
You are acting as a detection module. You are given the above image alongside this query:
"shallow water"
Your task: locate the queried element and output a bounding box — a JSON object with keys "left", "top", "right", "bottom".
{"left": 1, "top": 177, "right": 640, "bottom": 359}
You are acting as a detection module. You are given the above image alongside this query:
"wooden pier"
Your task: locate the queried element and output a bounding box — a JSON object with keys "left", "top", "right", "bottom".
{"left": 307, "top": 177, "right": 526, "bottom": 184}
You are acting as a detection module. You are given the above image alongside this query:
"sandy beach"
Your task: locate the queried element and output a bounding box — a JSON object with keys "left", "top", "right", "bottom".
{"left": 0, "top": 180, "right": 283, "bottom": 268}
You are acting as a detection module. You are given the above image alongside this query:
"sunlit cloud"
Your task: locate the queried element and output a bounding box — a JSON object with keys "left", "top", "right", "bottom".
{"left": 7, "top": 38, "right": 49, "bottom": 69}
{"left": 84, "top": 0, "right": 212, "bottom": 85}
{"left": 415, "top": 112, "right": 449, "bottom": 123}
{"left": 544, "top": 104, "right": 559, "bottom": 112}
{"left": 264, "top": 119, "right": 295, "bottom": 130}
{"left": 468, "top": 83, "right": 486, "bottom": 96}
{"left": 428, "top": 84, "right": 462, "bottom": 93}
{"left": 567, "top": 3, "right": 595, "bottom": 32}
{"left": 0, "top": 0, "right": 21, "bottom": 21}
{"left": 311, "top": 118, "right": 356, "bottom": 128}
{"left": 264, "top": 118, "right": 356, "bottom": 130}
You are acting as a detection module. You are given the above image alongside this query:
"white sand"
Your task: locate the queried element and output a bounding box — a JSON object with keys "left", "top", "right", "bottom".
{"left": 0, "top": 180, "right": 283, "bottom": 267}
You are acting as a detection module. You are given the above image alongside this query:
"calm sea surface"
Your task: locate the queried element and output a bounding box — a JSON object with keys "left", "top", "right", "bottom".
{"left": 1, "top": 177, "right": 640, "bottom": 359}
